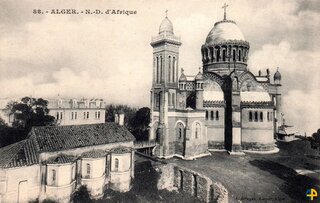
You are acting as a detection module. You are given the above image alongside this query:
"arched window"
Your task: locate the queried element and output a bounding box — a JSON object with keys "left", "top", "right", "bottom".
{"left": 195, "top": 123, "right": 201, "bottom": 139}
{"left": 60, "top": 112, "right": 63, "bottom": 120}
{"left": 86, "top": 163, "right": 91, "bottom": 177}
{"left": 210, "top": 47, "right": 214, "bottom": 61}
{"left": 168, "top": 56, "right": 171, "bottom": 83}
{"left": 176, "top": 122, "right": 184, "bottom": 140}
{"left": 203, "top": 49, "right": 207, "bottom": 61}
{"left": 260, "top": 112, "right": 263, "bottom": 122}
{"left": 97, "top": 111, "right": 100, "bottom": 119}
{"left": 71, "top": 166, "right": 75, "bottom": 181}
{"left": 71, "top": 112, "right": 74, "bottom": 120}
{"left": 75, "top": 112, "right": 77, "bottom": 119}
{"left": 160, "top": 56, "right": 163, "bottom": 82}
{"left": 168, "top": 92, "right": 172, "bottom": 106}
{"left": 115, "top": 158, "right": 119, "bottom": 171}
{"left": 156, "top": 57, "right": 159, "bottom": 83}
{"left": 86, "top": 112, "right": 89, "bottom": 119}
{"left": 216, "top": 48, "right": 220, "bottom": 62}
{"left": 254, "top": 112, "right": 258, "bottom": 122}
{"left": 179, "top": 170, "right": 183, "bottom": 189}
{"left": 222, "top": 49, "right": 226, "bottom": 61}
{"left": 52, "top": 169, "right": 56, "bottom": 183}
{"left": 233, "top": 49, "right": 236, "bottom": 61}
{"left": 172, "top": 57, "right": 176, "bottom": 82}
{"left": 216, "top": 111, "right": 219, "bottom": 120}
{"left": 56, "top": 112, "right": 59, "bottom": 120}
{"left": 193, "top": 174, "right": 197, "bottom": 197}
{"left": 249, "top": 111, "right": 253, "bottom": 122}
{"left": 238, "top": 50, "right": 241, "bottom": 61}
{"left": 211, "top": 111, "right": 214, "bottom": 120}
{"left": 205, "top": 111, "right": 208, "bottom": 120}
{"left": 172, "top": 93, "right": 175, "bottom": 107}
{"left": 158, "top": 92, "right": 162, "bottom": 107}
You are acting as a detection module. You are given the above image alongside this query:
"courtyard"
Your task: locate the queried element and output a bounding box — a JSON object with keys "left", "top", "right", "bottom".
{"left": 163, "top": 140, "right": 320, "bottom": 202}
{"left": 132, "top": 139, "right": 320, "bottom": 202}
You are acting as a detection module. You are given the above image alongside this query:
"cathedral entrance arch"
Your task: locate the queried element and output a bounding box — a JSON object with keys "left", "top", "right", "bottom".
{"left": 175, "top": 121, "right": 186, "bottom": 156}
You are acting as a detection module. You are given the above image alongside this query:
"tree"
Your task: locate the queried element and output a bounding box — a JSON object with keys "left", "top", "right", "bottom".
{"left": 105, "top": 104, "right": 137, "bottom": 131}
{"left": 72, "top": 185, "right": 92, "bottom": 203}
{"left": 309, "top": 129, "right": 320, "bottom": 153}
{"left": 8, "top": 97, "right": 55, "bottom": 130}
{"left": 0, "top": 97, "right": 55, "bottom": 147}
{"left": 131, "top": 107, "right": 150, "bottom": 141}
{"left": 104, "top": 105, "right": 150, "bottom": 141}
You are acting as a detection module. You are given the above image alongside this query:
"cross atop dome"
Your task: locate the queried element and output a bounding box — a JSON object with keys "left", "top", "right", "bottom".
{"left": 222, "top": 3, "right": 229, "bottom": 20}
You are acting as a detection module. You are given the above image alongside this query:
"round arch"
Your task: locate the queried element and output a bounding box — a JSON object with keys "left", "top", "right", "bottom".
{"left": 174, "top": 120, "right": 186, "bottom": 128}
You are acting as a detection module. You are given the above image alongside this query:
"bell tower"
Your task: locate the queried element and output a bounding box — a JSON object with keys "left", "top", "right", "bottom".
{"left": 149, "top": 12, "right": 181, "bottom": 157}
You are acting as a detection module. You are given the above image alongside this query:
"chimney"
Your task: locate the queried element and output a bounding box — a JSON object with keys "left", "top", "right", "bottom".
{"left": 118, "top": 113, "right": 124, "bottom": 126}
{"left": 114, "top": 113, "right": 119, "bottom": 124}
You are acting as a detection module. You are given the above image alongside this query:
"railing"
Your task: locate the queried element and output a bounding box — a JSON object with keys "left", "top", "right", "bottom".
{"left": 151, "top": 34, "right": 181, "bottom": 43}
{"left": 134, "top": 140, "right": 157, "bottom": 149}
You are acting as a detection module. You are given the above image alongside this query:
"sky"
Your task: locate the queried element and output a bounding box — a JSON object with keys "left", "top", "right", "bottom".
{"left": 0, "top": 0, "right": 319, "bottom": 134}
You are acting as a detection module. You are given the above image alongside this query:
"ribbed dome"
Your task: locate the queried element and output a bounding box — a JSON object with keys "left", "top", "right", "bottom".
{"left": 205, "top": 20, "right": 245, "bottom": 44}
{"left": 159, "top": 17, "right": 174, "bottom": 35}
{"left": 179, "top": 73, "right": 187, "bottom": 82}
{"left": 195, "top": 72, "right": 203, "bottom": 80}
{"left": 274, "top": 68, "right": 281, "bottom": 81}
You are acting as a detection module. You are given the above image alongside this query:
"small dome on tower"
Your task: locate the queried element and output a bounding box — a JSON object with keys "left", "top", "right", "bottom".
{"left": 195, "top": 69, "right": 203, "bottom": 80}
{"left": 274, "top": 68, "right": 282, "bottom": 81}
{"left": 159, "top": 17, "right": 174, "bottom": 35}
{"left": 179, "top": 69, "right": 187, "bottom": 82}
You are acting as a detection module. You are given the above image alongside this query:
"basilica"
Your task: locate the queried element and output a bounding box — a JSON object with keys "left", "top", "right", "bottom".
{"left": 149, "top": 10, "right": 282, "bottom": 159}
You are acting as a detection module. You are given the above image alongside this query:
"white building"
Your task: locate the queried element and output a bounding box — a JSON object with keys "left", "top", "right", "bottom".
{"left": 47, "top": 98, "right": 106, "bottom": 126}
{"left": 0, "top": 122, "right": 135, "bottom": 203}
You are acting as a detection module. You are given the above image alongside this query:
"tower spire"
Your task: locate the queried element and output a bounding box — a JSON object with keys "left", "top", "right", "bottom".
{"left": 165, "top": 9, "right": 168, "bottom": 17}
{"left": 222, "top": 3, "right": 229, "bottom": 20}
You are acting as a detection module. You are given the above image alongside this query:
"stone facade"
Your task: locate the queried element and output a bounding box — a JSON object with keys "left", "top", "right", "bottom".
{"left": 0, "top": 123, "right": 135, "bottom": 203}
{"left": 150, "top": 13, "right": 282, "bottom": 158}
{"left": 156, "top": 163, "right": 228, "bottom": 203}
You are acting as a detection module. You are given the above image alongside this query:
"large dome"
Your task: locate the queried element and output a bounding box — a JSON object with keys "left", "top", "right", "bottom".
{"left": 159, "top": 17, "right": 174, "bottom": 35}
{"left": 205, "top": 20, "right": 245, "bottom": 44}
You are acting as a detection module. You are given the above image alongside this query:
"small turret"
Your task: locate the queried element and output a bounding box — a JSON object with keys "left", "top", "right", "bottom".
{"left": 179, "top": 68, "right": 187, "bottom": 91}
{"left": 195, "top": 67, "right": 204, "bottom": 90}
{"left": 274, "top": 67, "right": 281, "bottom": 85}
{"left": 195, "top": 68, "right": 204, "bottom": 109}
{"left": 195, "top": 69, "right": 204, "bottom": 81}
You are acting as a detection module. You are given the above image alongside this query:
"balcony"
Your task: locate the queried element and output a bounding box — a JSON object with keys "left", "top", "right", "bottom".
{"left": 151, "top": 34, "right": 181, "bottom": 46}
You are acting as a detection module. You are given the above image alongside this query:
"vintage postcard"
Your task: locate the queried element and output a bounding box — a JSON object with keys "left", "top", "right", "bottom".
{"left": 0, "top": 0, "right": 319, "bottom": 202}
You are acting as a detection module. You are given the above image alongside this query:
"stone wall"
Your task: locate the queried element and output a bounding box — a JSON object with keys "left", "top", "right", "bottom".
{"left": 156, "top": 163, "right": 228, "bottom": 203}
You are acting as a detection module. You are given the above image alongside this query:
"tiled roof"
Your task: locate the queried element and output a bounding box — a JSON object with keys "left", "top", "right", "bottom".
{"left": 110, "top": 146, "right": 132, "bottom": 154}
{"left": 30, "top": 123, "right": 135, "bottom": 152}
{"left": 82, "top": 150, "right": 108, "bottom": 158}
{"left": 45, "top": 154, "right": 77, "bottom": 164}
{"left": 0, "top": 139, "right": 39, "bottom": 168}
{"left": 0, "top": 123, "right": 135, "bottom": 169}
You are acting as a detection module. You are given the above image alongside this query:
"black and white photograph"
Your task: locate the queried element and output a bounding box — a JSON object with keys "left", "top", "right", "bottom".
{"left": 0, "top": 0, "right": 319, "bottom": 202}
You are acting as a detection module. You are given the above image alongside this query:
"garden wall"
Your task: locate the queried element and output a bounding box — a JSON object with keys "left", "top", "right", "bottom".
{"left": 155, "top": 163, "right": 228, "bottom": 203}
